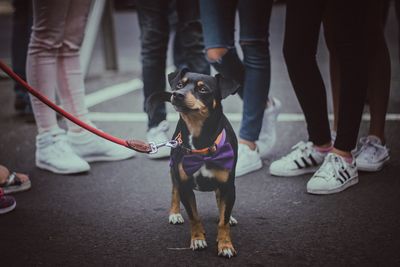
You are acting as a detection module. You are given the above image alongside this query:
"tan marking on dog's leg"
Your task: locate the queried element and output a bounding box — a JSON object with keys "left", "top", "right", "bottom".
{"left": 215, "top": 194, "right": 236, "bottom": 258}
{"left": 178, "top": 163, "right": 189, "bottom": 182}
{"left": 170, "top": 184, "right": 180, "bottom": 214}
{"left": 169, "top": 183, "right": 184, "bottom": 224}
{"left": 188, "top": 198, "right": 207, "bottom": 250}
{"left": 212, "top": 169, "right": 230, "bottom": 183}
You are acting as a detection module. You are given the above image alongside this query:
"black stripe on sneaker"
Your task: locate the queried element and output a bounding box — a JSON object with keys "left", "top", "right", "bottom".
{"left": 344, "top": 170, "right": 350, "bottom": 179}
{"left": 339, "top": 171, "right": 348, "bottom": 181}
{"left": 337, "top": 176, "right": 345, "bottom": 184}
{"left": 294, "top": 160, "right": 303, "bottom": 169}
{"left": 301, "top": 157, "right": 311, "bottom": 168}
{"left": 309, "top": 154, "right": 318, "bottom": 166}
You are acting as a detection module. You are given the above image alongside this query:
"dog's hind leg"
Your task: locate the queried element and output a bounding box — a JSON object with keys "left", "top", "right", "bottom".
{"left": 169, "top": 179, "right": 184, "bottom": 225}
{"left": 179, "top": 182, "right": 207, "bottom": 251}
{"left": 215, "top": 185, "right": 236, "bottom": 258}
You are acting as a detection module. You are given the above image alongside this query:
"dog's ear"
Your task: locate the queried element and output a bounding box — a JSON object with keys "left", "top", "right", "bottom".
{"left": 145, "top": 91, "right": 172, "bottom": 120}
{"left": 168, "top": 68, "right": 189, "bottom": 87}
{"left": 215, "top": 73, "right": 240, "bottom": 99}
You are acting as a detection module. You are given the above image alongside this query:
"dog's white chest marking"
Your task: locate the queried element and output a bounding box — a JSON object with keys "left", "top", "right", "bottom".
{"left": 194, "top": 165, "right": 215, "bottom": 179}
{"left": 193, "top": 166, "right": 216, "bottom": 191}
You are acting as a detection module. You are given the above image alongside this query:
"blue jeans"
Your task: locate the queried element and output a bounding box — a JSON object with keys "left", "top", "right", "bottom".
{"left": 12, "top": 0, "right": 33, "bottom": 112}
{"left": 136, "top": 0, "right": 210, "bottom": 129}
{"left": 199, "top": 0, "right": 273, "bottom": 141}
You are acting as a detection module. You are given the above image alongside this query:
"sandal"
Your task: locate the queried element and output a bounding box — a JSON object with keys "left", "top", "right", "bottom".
{"left": 0, "top": 171, "right": 31, "bottom": 194}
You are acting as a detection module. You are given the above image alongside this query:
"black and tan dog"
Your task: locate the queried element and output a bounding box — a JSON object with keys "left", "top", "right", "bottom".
{"left": 147, "top": 69, "right": 239, "bottom": 258}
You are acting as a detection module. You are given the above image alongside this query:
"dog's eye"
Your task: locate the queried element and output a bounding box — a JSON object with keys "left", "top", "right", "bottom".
{"left": 198, "top": 87, "right": 208, "bottom": 93}
{"left": 176, "top": 82, "right": 184, "bottom": 89}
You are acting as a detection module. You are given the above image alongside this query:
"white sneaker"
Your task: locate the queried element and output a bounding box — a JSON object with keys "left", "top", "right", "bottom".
{"left": 355, "top": 136, "right": 390, "bottom": 172}
{"left": 307, "top": 153, "right": 358, "bottom": 194}
{"left": 146, "top": 120, "right": 171, "bottom": 159}
{"left": 235, "top": 144, "right": 263, "bottom": 177}
{"left": 68, "top": 130, "right": 136, "bottom": 162}
{"left": 269, "top": 141, "right": 326, "bottom": 177}
{"left": 36, "top": 128, "right": 90, "bottom": 174}
{"left": 256, "top": 97, "right": 282, "bottom": 159}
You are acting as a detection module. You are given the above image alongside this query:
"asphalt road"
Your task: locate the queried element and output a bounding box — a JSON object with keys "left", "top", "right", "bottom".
{"left": 1, "top": 4, "right": 400, "bottom": 267}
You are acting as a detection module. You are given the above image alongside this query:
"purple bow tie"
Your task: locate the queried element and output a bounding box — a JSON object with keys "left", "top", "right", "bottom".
{"left": 182, "top": 142, "right": 235, "bottom": 175}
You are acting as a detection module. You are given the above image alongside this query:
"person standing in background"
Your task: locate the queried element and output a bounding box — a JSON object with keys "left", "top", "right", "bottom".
{"left": 270, "top": 0, "right": 368, "bottom": 195}
{"left": 199, "top": 0, "right": 281, "bottom": 177}
{"left": 27, "top": 0, "right": 136, "bottom": 174}
{"left": 136, "top": 0, "right": 210, "bottom": 159}
{"left": 324, "top": 0, "right": 391, "bottom": 172}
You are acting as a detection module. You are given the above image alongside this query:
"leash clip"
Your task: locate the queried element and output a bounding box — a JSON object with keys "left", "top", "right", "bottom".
{"left": 148, "top": 140, "right": 180, "bottom": 154}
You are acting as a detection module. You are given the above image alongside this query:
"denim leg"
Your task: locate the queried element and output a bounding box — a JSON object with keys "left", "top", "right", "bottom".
{"left": 200, "top": 0, "right": 272, "bottom": 141}
{"left": 239, "top": 43, "right": 271, "bottom": 141}
{"left": 11, "top": 0, "right": 33, "bottom": 109}
{"left": 209, "top": 49, "right": 245, "bottom": 98}
{"left": 136, "top": 0, "right": 170, "bottom": 128}
{"left": 175, "top": 0, "right": 210, "bottom": 75}
{"left": 237, "top": 0, "right": 273, "bottom": 141}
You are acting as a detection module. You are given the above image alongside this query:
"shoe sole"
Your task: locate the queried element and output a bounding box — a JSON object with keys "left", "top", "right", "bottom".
{"left": 0, "top": 201, "right": 16, "bottom": 214}
{"left": 36, "top": 161, "right": 90, "bottom": 174}
{"left": 3, "top": 180, "right": 32, "bottom": 194}
{"left": 236, "top": 160, "right": 263, "bottom": 177}
{"left": 307, "top": 176, "right": 359, "bottom": 195}
{"left": 270, "top": 166, "right": 320, "bottom": 177}
{"left": 357, "top": 156, "right": 390, "bottom": 172}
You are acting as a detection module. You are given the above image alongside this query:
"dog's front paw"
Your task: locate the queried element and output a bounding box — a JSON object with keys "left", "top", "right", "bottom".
{"left": 229, "top": 216, "right": 238, "bottom": 226}
{"left": 217, "top": 240, "right": 236, "bottom": 258}
{"left": 190, "top": 238, "right": 207, "bottom": 250}
{"left": 169, "top": 213, "right": 184, "bottom": 224}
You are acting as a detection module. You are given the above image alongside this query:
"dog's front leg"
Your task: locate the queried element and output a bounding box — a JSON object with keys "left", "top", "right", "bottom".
{"left": 216, "top": 184, "right": 236, "bottom": 258}
{"left": 169, "top": 176, "right": 184, "bottom": 225}
{"left": 179, "top": 181, "right": 207, "bottom": 250}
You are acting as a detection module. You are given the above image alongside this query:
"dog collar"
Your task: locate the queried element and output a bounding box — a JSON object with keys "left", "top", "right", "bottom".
{"left": 175, "top": 129, "right": 226, "bottom": 155}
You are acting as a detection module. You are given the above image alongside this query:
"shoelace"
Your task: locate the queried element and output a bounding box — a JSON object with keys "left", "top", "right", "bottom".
{"left": 314, "top": 153, "right": 345, "bottom": 180}
{"left": 355, "top": 137, "right": 385, "bottom": 159}
{"left": 282, "top": 141, "right": 314, "bottom": 161}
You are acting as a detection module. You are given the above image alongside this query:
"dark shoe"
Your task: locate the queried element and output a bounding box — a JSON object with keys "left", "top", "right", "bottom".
{"left": 0, "top": 188, "right": 16, "bottom": 214}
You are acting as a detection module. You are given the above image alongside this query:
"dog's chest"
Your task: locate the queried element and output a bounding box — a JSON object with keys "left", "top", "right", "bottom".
{"left": 192, "top": 165, "right": 219, "bottom": 191}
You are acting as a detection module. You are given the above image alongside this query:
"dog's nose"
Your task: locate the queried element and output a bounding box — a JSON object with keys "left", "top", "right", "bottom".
{"left": 172, "top": 91, "right": 185, "bottom": 101}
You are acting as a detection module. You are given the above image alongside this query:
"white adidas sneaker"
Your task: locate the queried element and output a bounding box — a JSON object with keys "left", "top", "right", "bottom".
{"left": 36, "top": 128, "right": 90, "bottom": 174}
{"left": 146, "top": 120, "right": 171, "bottom": 159}
{"left": 235, "top": 144, "right": 263, "bottom": 177}
{"left": 269, "top": 141, "right": 326, "bottom": 177}
{"left": 256, "top": 97, "right": 281, "bottom": 159}
{"left": 67, "top": 130, "right": 136, "bottom": 162}
{"left": 354, "top": 136, "right": 390, "bottom": 172}
{"left": 307, "top": 153, "right": 358, "bottom": 195}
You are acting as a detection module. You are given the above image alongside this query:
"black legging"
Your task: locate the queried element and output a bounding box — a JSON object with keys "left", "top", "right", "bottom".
{"left": 283, "top": 0, "right": 368, "bottom": 152}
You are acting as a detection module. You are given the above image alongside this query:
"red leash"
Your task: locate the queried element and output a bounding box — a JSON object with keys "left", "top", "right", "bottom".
{"left": 0, "top": 60, "right": 155, "bottom": 154}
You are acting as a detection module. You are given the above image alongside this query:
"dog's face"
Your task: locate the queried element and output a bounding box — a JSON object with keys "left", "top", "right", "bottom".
{"left": 146, "top": 69, "right": 239, "bottom": 121}
{"left": 169, "top": 71, "right": 219, "bottom": 115}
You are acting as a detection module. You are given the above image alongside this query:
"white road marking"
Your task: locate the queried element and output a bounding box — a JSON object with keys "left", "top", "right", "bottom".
{"left": 85, "top": 78, "right": 143, "bottom": 108}
{"left": 87, "top": 112, "right": 400, "bottom": 122}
